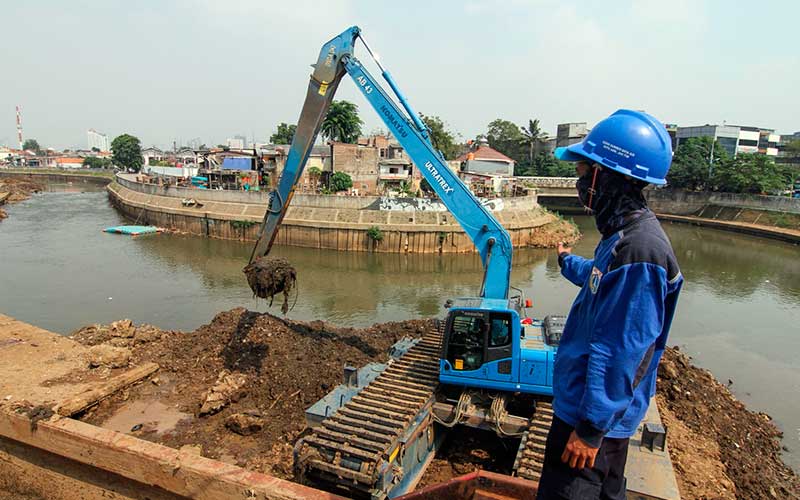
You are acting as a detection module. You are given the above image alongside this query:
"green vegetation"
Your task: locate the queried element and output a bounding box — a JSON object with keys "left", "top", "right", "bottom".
{"left": 22, "top": 139, "right": 41, "bottom": 154}
{"left": 366, "top": 226, "right": 384, "bottom": 242}
{"left": 668, "top": 137, "right": 799, "bottom": 194}
{"left": 486, "top": 118, "right": 525, "bottom": 163}
{"left": 82, "top": 157, "right": 113, "bottom": 169}
{"left": 232, "top": 220, "right": 257, "bottom": 229}
{"left": 111, "top": 134, "right": 143, "bottom": 173}
{"left": 480, "top": 117, "right": 574, "bottom": 177}
{"left": 520, "top": 119, "right": 543, "bottom": 165}
{"left": 307, "top": 166, "right": 322, "bottom": 189}
{"left": 321, "top": 100, "right": 363, "bottom": 144}
{"left": 420, "top": 114, "right": 460, "bottom": 160}
{"left": 330, "top": 171, "right": 353, "bottom": 192}
{"left": 270, "top": 123, "right": 296, "bottom": 144}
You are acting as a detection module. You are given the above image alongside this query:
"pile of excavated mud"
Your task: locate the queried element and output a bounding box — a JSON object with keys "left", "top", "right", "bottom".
{"left": 243, "top": 257, "right": 297, "bottom": 314}
{"left": 0, "top": 177, "right": 44, "bottom": 203}
{"left": 0, "top": 177, "right": 44, "bottom": 222}
{"left": 657, "top": 346, "right": 800, "bottom": 499}
{"left": 70, "top": 309, "right": 431, "bottom": 478}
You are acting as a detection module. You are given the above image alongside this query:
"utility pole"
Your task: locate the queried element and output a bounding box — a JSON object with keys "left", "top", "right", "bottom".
{"left": 16, "top": 105, "right": 23, "bottom": 150}
{"left": 707, "top": 133, "right": 716, "bottom": 190}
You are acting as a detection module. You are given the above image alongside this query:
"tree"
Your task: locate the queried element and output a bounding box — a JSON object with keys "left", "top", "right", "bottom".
{"left": 22, "top": 139, "right": 41, "bottom": 154}
{"left": 321, "top": 100, "right": 363, "bottom": 143}
{"left": 82, "top": 157, "right": 112, "bottom": 169}
{"left": 307, "top": 166, "right": 322, "bottom": 190}
{"left": 668, "top": 136, "right": 729, "bottom": 191}
{"left": 420, "top": 114, "right": 459, "bottom": 160}
{"left": 484, "top": 119, "right": 525, "bottom": 165}
{"left": 785, "top": 139, "right": 800, "bottom": 158}
{"left": 713, "top": 153, "right": 795, "bottom": 194}
{"left": 531, "top": 153, "right": 575, "bottom": 177}
{"left": 270, "top": 122, "right": 297, "bottom": 144}
{"left": 91, "top": 146, "right": 100, "bottom": 153}
{"left": 520, "top": 119, "right": 543, "bottom": 165}
{"left": 330, "top": 171, "right": 353, "bottom": 192}
{"left": 111, "top": 134, "right": 143, "bottom": 172}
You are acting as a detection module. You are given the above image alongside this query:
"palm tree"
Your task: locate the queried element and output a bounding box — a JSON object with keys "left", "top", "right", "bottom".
{"left": 321, "top": 101, "right": 364, "bottom": 143}
{"left": 520, "top": 118, "right": 542, "bottom": 166}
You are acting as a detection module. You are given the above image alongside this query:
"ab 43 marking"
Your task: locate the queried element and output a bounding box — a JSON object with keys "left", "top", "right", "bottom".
{"left": 356, "top": 75, "right": 373, "bottom": 94}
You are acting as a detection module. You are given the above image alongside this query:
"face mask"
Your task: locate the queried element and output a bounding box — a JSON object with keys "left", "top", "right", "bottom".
{"left": 575, "top": 166, "right": 599, "bottom": 212}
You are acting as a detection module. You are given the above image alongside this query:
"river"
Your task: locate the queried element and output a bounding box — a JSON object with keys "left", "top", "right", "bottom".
{"left": 1, "top": 187, "right": 798, "bottom": 470}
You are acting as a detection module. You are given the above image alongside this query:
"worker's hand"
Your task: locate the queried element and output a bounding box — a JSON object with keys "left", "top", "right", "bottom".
{"left": 561, "top": 431, "right": 599, "bottom": 469}
{"left": 557, "top": 242, "right": 572, "bottom": 255}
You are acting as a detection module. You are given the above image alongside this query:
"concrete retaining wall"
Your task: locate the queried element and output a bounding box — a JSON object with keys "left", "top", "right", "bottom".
{"left": 0, "top": 170, "right": 111, "bottom": 186}
{"left": 646, "top": 189, "right": 800, "bottom": 215}
{"left": 107, "top": 180, "right": 571, "bottom": 253}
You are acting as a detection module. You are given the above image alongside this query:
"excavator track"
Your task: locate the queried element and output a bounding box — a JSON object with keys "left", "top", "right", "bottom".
{"left": 295, "top": 323, "right": 444, "bottom": 498}
{"left": 514, "top": 398, "right": 554, "bottom": 482}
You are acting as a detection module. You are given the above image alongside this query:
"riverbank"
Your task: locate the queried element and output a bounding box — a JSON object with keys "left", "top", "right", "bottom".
{"left": 108, "top": 174, "right": 579, "bottom": 252}
{"left": 0, "top": 177, "right": 45, "bottom": 221}
{"left": 2, "top": 310, "right": 798, "bottom": 499}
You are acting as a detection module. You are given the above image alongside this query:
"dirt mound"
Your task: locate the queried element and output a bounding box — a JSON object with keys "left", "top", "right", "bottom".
{"left": 243, "top": 257, "right": 297, "bottom": 314}
{"left": 658, "top": 346, "right": 800, "bottom": 499}
{"left": 71, "top": 308, "right": 431, "bottom": 478}
{"left": 0, "top": 177, "right": 44, "bottom": 204}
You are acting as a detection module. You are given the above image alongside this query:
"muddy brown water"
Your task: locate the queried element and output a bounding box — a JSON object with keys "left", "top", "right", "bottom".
{"left": 0, "top": 188, "right": 798, "bottom": 471}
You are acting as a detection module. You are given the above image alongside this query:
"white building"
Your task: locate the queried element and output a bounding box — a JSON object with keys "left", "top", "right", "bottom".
{"left": 87, "top": 129, "right": 110, "bottom": 152}
{"left": 227, "top": 135, "right": 247, "bottom": 149}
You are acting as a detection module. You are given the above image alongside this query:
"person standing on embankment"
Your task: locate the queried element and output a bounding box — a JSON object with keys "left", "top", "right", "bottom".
{"left": 536, "top": 110, "right": 683, "bottom": 500}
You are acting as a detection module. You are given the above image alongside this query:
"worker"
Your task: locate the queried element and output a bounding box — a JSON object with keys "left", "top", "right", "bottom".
{"left": 536, "top": 110, "right": 683, "bottom": 500}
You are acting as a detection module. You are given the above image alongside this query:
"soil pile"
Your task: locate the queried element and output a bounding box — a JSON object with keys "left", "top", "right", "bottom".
{"left": 658, "top": 346, "right": 800, "bottom": 499}
{"left": 243, "top": 257, "right": 297, "bottom": 314}
{"left": 0, "top": 177, "right": 44, "bottom": 203}
{"left": 70, "top": 308, "right": 431, "bottom": 478}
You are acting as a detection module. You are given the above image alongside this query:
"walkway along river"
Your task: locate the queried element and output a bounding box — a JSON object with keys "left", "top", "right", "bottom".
{"left": 0, "top": 187, "right": 798, "bottom": 472}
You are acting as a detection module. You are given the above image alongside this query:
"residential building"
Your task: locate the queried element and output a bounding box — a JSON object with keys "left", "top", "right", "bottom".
{"left": 455, "top": 137, "right": 515, "bottom": 177}
{"left": 777, "top": 132, "right": 800, "bottom": 165}
{"left": 330, "top": 141, "right": 380, "bottom": 194}
{"left": 141, "top": 147, "right": 164, "bottom": 166}
{"left": 87, "top": 129, "right": 110, "bottom": 152}
{"left": 55, "top": 157, "right": 84, "bottom": 169}
{"left": 556, "top": 122, "right": 588, "bottom": 148}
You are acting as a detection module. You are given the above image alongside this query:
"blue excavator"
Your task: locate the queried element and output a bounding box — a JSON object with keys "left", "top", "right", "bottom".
{"left": 248, "top": 26, "right": 673, "bottom": 500}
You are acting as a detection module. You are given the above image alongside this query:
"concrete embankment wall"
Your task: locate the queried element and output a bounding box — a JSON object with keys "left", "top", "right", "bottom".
{"left": 646, "top": 189, "right": 800, "bottom": 216}
{"left": 108, "top": 177, "right": 576, "bottom": 253}
{"left": 0, "top": 170, "right": 112, "bottom": 186}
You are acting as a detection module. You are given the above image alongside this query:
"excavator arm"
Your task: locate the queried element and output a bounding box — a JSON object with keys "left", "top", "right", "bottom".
{"left": 250, "top": 26, "right": 513, "bottom": 300}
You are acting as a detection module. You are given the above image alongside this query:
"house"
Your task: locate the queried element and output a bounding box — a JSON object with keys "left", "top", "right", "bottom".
{"left": 141, "top": 147, "right": 164, "bottom": 166}
{"left": 55, "top": 157, "right": 84, "bottom": 169}
{"left": 455, "top": 137, "right": 515, "bottom": 177}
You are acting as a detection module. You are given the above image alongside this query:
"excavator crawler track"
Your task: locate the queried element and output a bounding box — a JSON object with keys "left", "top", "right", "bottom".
{"left": 514, "top": 399, "right": 554, "bottom": 482}
{"left": 295, "top": 324, "right": 444, "bottom": 498}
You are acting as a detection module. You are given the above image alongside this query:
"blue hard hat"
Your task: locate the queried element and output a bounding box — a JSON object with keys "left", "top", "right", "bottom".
{"left": 554, "top": 109, "right": 673, "bottom": 185}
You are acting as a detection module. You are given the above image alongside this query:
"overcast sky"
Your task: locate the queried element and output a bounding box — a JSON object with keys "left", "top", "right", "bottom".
{"left": 3, "top": 0, "right": 799, "bottom": 150}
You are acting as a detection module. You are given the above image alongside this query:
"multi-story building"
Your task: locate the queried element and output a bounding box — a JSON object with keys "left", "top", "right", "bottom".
{"left": 676, "top": 125, "right": 741, "bottom": 157}
{"left": 87, "top": 129, "right": 110, "bottom": 152}
{"left": 678, "top": 124, "right": 780, "bottom": 157}
{"left": 556, "top": 122, "right": 588, "bottom": 148}
{"left": 226, "top": 136, "right": 247, "bottom": 150}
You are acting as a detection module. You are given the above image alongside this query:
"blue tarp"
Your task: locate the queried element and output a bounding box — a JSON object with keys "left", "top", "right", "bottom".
{"left": 222, "top": 157, "right": 253, "bottom": 171}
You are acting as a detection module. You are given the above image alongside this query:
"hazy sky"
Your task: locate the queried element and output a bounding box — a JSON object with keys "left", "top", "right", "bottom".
{"left": 3, "top": 0, "right": 799, "bottom": 150}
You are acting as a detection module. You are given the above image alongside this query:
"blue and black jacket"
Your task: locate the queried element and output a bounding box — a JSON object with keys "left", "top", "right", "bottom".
{"left": 553, "top": 210, "right": 682, "bottom": 446}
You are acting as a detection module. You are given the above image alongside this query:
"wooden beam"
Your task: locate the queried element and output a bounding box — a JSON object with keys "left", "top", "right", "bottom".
{"left": 0, "top": 408, "right": 344, "bottom": 500}
{"left": 56, "top": 362, "right": 161, "bottom": 417}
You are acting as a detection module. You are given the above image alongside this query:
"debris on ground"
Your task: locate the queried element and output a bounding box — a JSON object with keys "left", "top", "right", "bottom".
{"left": 658, "top": 346, "right": 800, "bottom": 499}
{"left": 71, "top": 308, "right": 430, "bottom": 478}
{"left": 243, "top": 258, "right": 298, "bottom": 314}
{"left": 86, "top": 345, "right": 131, "bottom": 369}
{"left": 225, "top": 411, "right": 264, "bottom": 436}
{"left": 199, "top": 370, "right": 249, "bottom": 416}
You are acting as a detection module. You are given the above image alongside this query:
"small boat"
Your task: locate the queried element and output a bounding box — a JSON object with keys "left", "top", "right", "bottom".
{"left": 103, "top": 225, "right": 163, "bottom": 236}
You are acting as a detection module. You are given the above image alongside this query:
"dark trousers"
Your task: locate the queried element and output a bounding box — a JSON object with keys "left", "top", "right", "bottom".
{"left": 535, "top": 416, "right": 629, "bottom": 500}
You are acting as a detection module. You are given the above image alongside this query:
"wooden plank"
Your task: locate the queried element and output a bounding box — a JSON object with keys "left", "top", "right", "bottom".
{"left": 56, "top": 363, "right": 160, "bottom": 417}
{"left": 0, "top": 409, "right": 343, "bottom": 500}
